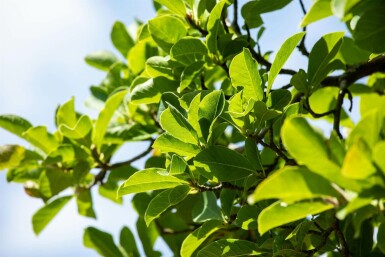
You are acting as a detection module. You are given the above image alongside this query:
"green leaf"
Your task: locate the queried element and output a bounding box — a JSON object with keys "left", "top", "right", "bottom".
{"left": 192, "top": 191, "right": 222, "bottom": 223}
{"left": 267, "top": 32, "right": 305, "bottom": 94}
{"left": 230, "top": 48, "right": 263, "bottom": 101}
{"left": 300, "top": 0, "right": 332, "bottom": 27}
{"left": 145, "top": 185, "right": 191, "bottom": 226}
{"left": 290, "top": 69, "right": 308, "bottom": 93}
{"left": 206, "top": 0, "right": 228, "bottom": 31}
{"left": 378, "top": 222, "right": 385, "bottom": 254}
{"left": 308, "top": 32, "right": 344, "bottom": 89}
{"left": 59, "top": 115, "right": 92, "bottom": 139}
{"left": 93, "top": 90, "right": 128, "bottom": 149}
{"left": 85, "top": 50, "right": 118, "bottom": 71}
{"left": 39, "top": 168, "right": 74, "bottom": 198}
{"left": 0, "top": 145, "right": 25, "bottom": 170}
{"left": 154, "top": 0, "right": 186, "bottom": 17}
{"left": 197, "top": 239, "right": 263, "bottom": 257}
{"left": 169, "top": 154, "right": 187, "bottom": 175}
{"left": 308, "top": 87, "right": 339, "bottom": 113}
{"left": 83, "top": 227, "right": 124, "bottom": 257}
{"left": 145, "top": 56, "right": 174, "bottom": 79}
{"left": 266, "top": 89, "right": 292, "bottom": 111}
{"left": 180, "top": 220, "right": 223, "bottom": 257}
{"left": 281, "top": 117, "right": 362, "bottom": 191}
{"left": 242, "top": 0, "right": 291, "bottom": 28}
{"left": 128, "top": 42, "right": 158, "bottom": 74}
{"left": 23, "top": 126, "right": 59, "bottom": 154}
{"left": 180, "top": 61, "right": 205, "bottom": 92}
{"left": 337, "top": 37, "right": 370, "bottom": 65}
{"left": 111, "top": 21, "right": 135, "bottom": 57}
{"left": 160, "top": 106, "right": 199, "bottom": 144}
{"left": 130, "top": 77, "right": 179, "bottom": 104}
{"left": 153, "top": 133, "right": 201, "bottom": 157}
{"left": 198, "top": 90, "right": 225, "bottom": 140}
{"left": 32, "top": 195, "right": 72, "bottom": 235}
{"left": 120, "top": 227, "right": 140, "bottom": 257}
{"left": 0, "top": 114, "right": 32, "bottom": 138}
{"left": 258, "top": 201, "right": 333, "bottom": 235}
{"left": 56, "top": 97, "right": 77, "bottom": 128}
{"left": 250, "top": 166, "right": 339, "bottom": 203}
{"left": 148, "top": 15, "right": 187, "bottom": 52}
{"left": 234, "top": 205, "right": 260, "bottom": 230}
{"left": 373, "top": 141, "right": 385, "bottom": 175}
{"left": 353, "top": 6, "right": 385, "bottom": 53}
{"left": 170, "top": 37, "right": 208, "bottom": 66}
{"left": 342, "top": 139, "right": 376, "bottom": 179}
{"left": 194, "top": 146, "right": 255, "bottom": 181}
{"left": 118, "top": 168, "right": 189, "bottom": 196}
{"left": 76, "top": 190, "right": 96, "bottom": 218}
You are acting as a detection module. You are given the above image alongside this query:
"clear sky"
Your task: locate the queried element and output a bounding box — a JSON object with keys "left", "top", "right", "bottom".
{"left": 0, "top": 1, "right": 346, "bottom": 256}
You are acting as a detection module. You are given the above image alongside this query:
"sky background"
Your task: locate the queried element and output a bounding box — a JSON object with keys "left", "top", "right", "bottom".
{"left": 0, "top": 1, "right": 346, "bottom": 256}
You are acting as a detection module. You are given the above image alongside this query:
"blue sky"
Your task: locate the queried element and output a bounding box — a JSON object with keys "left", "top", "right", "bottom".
{"left": 0, "top": 1, "right": 346, "bottom": 256}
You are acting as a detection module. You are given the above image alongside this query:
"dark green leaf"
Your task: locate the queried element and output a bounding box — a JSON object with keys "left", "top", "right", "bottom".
{"left": 83, "top": 227, "right": 124, "bottom": 257}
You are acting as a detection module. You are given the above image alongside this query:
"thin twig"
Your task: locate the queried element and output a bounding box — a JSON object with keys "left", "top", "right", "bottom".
{"left": 231, "top": 0, "right": 242, "bottom": 36}
{"left": 297, "top": 0, "right": 309, "bottom": 57}
{"left": 109, "top": 139, "right": 154, "bottom": 169}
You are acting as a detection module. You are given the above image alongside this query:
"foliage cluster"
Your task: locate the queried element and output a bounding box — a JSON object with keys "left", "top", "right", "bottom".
{"left": 1, "top": 0, "right": 385, "bottom": 256}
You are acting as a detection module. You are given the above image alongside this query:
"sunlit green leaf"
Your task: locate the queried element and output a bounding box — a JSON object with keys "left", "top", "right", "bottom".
{"left": 148, "top": 15, "right": 187, "bottom": 52}
{"left": 251, "top": 166, "right": 339, "bottom": 203}
{"left": 153, "top": 133, "right": 201, "bottom": 157}
{"left": 0, "top": 114, "right": 32, "bottom": 138}
{"left": 32, "top": 195, "right": 72, "bottom": 235}
{"left": 194, "top": 146, "right": 255, "bottom": 181}
{"left": 85, "top": 50, "right": 118, "bottom": 71}
{"left": 145, "top": 185, "right": 191, "bottom": 226}
{"left": 300, "top": 0, "right": 332, "bottom": 27}
{"left": 0, "top": 145, "right": 25, "bottom": 170}
{"left": 93, "top": 90, "right": 128, "bottom": 149}
{"left": 154, "top": 0, "right": 186, "bottom": 16}
{"left": 230, "top": 48, "right": 263, "bottom": 101}
{"left": 267, "top": 32, "right": 305, "bottom": 94}
{"left": 180, "top": 220, "right": 223, "bottom": 257}
{"left": 197, "top": 239, "right": 263, "bottom": 257}
{"left": 118, "top": 168, "right": 189, "bottom": 196}
{"left": 111, "top": 21, "right": 135, "bottom": 57}
{"left": 258, "top": 200, "right": 333, "bottom": 235}
{"left": 83, "top": 227, "right": 124, "bottom": 257}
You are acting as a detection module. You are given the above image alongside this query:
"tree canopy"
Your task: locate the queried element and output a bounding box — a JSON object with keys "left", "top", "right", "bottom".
{"left": 1, "top": 0, "right": 385, "bottom": 256}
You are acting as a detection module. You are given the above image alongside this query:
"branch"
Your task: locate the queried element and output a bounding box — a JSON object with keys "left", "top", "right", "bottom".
{"left": 195, "top": 182, "right": 244, "bottom": 192}
{"left": 109, "top": 139, "right": 154, "bottom": 169}
{"left": 231, "top": 0, "right": 242, "bottom": 36}
{"left": 297, "top": 0, "right": 309, "bottom": 57}
{"left": 332, "top": 218, "right": 351, "bottom": 257}
{"left": 304, "top": 97, "right": 335, "bottom": 118}
{"left": 186, "top": 14, "right": 208, "bottom": 36}
{"left": 322, "top": 55, "right": 385, "bottom": 87}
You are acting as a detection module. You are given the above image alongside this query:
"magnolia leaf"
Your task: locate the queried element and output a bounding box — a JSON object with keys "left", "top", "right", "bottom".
{"left": 111, "top": 21, "right": 135, "bottom": 57}
{"left": 0, "top": 114, "right": 32, "bottom": 138}
{"left": 300, "top": 0, "right": 332, "bottom": 27}
{"left": 83, "top": 227, "right": 124, "bottom": 257}
{"left": 154, "top": 0, "right": 186, "bottom": 16}
{"left": 181, "top": 220, "right": 223, "bottom": 257}
{"left": 194, "top": 146, "right": 255, "bottom": 181}
{"left": 85, "top": 50, "right": 118, "bottom": 71}
{"left": 93, "top": 90, "right": 128, "bottom": 149}
{"left": 197, "top": 239, "right": 263, "bottom": 257}
{"left": 118, "top": 168, "right": 189, "bottom": 196}
{"left": 229, "top": 48, "right": 263, "bottom": 101}
{"left": 32, "top": 195, "right": 72, "bottom": 235}
{"left": 250, "top": 166, "right": 339, "bottom": 203}
{"left": 258, "top": 200, "right": 334, "bottom": 235}
{"left": 267, "top": 32, "right": 305, "bottom": 94}
{"left": 153, "top": 133, "right": 201, "bottom": 157}
{"left": 145, "top": 185, "right": 191, "bottom": 226}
